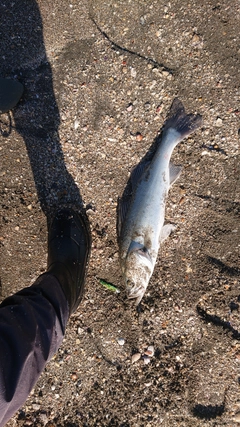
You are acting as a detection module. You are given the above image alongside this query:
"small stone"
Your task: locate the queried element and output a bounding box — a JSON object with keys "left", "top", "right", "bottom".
{"left": 27, "top": 204, "right": 32, "bottom": 211}
{"left": 39, "top": 413, "right": 49, "bottom": 426}
{"left": 145, "top": 345, "right": 154, "bottom": 357}
{"left": 32, "top": 403, "right": 40, "bottom": 411}
{"left": 136, "top": 132, "right": 143, "bottom": 142}
{"left": 117, "top": 338, "right": 125, "bottom": 346}
{"left": 144, "top": 102, "right": 151, "bottom": 110}
{"left": 215, "top": 117, "right": 223, "bottom": 127}
{"left": 233, "top": 412, "right": 240, "bottom": 423}
{"left": 39, "top": 413, "right": 48, "bottom": 426}
{"left": 140, "top": 15, "right": 146, "bottom": 25}
{"left": 71, "top": 373, "right": 78, "bottom": 381}
{"left": 86, "top": 208, "right": 96, "bottom": 215}
{"left": 162, "top": 70, "right": 170, "bottom": 77}
{"left": 131, "top": 353, "right": 141, "bottom": 363}
{"left": 191, "top": 33, "right": 200, "bottom": 45}
{"left": 74, "top": 119, "right": 80, "bottom": 130}
{"left": 130, "top": 68, "right": 137, "bottom": 78}
{"left": 126, "top": 103, "right": 133, "bottom": 112}
{"left": 156, "top": 104, "right": 163, "bottom": 113}
{"left": 143, "top": 355, "right": 151, "bottom": 365}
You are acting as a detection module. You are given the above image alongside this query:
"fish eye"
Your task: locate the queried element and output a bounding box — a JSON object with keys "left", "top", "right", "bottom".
{"left": 126, "top": 279, "right": 134, "bottom": 288}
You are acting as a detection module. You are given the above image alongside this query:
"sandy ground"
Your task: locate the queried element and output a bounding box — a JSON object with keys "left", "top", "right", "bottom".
{"left": 0, "top": 0, "right": 239, "bottom": 426}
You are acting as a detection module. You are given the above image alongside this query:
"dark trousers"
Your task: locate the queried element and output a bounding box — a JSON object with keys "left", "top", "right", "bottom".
{"left": 0, "top": 274, "right": 69, "bottom": 426}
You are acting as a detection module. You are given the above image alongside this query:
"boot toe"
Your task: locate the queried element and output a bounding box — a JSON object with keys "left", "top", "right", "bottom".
{"left": 47, "top": 208, "right": 91, "bottom": 313}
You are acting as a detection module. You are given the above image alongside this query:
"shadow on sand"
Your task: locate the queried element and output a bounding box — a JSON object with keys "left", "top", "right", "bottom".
{"left": 0, "top": 0, "right": 83, "bottom": 219}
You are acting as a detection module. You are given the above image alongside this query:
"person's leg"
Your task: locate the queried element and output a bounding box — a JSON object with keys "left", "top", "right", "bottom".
{"left": 0, "top": 209, "right": 91, "bottom": 426}
{"left": 0, "top": 274, "right": 68, "bottom": 426}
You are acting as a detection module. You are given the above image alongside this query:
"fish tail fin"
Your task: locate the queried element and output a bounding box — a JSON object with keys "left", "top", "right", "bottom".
{"left": 163, "top": 98, "right": 202, "bottom": 139}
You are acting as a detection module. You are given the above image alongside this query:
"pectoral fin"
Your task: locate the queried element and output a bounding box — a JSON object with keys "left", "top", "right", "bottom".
{"left": 160, "top": 224, "right": 176, "bottom": 243}
{"left": 169, "top": 162, "right": 182, "bottom": 186}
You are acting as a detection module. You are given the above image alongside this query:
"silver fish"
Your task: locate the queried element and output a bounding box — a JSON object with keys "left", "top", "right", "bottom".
{"left": 118, "top": 98, "right": 202, "bottom": 304}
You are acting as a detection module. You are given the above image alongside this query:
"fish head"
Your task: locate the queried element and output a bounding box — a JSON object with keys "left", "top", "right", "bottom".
{"left": 123, "top": 242, "right": 154, "bottom": 305}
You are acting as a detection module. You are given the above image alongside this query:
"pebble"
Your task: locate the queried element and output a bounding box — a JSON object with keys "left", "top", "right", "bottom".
{"left": 191, "top": 33, "right": 203, "bottom": 48}
{"left": 143, "top": 355, "right": 151, "bottom": 365}
{"left": 162, "top": 71, "right": 170, "bottom": 77}
{"left": 144, "top": 101, "right": 151, "bottom": 110}
{"left": 78, "top": 327, "right": 84, "bottom": 335}
{"left": 233, "top": 412, "right": 240, "bottom": 423}
{"left": 145, "top": 345, "right": 154, "bottom": 357}
{"left": 117, "top": 338, "right": 125, "bottom": 346}
{"left": 71, "top": 373, "right": 78, "bottom": 381}
{"left": 131, "top": 353, "right": 141, "bottom": 363}
{"left": 126, "top": 103, "right": 133, "bottom": 112}
{"left": 215, "top": 117, "right": 223, "bottom": 127}
{"left": 150, "top": 80, "right": 157, "bottom": 89}
{"left": 131, "top": 68, "right": 137, "bottom": 78}
{"left": 74, "top": 119, "right": 80, "bottom": 130}
{"left": 192, "top": 33, "right": 200, "bottom": 44}
{"left": 156, "top": 104, "right": 163, "bottom": 113}
{"left": 39, "top": 413, "right": 49, "bottom": 426}
{"left": 136, "top": 132, "right": 143, "bottom": 141}
{"left": 32, "top": 403, "right": 40, "bottom": 411}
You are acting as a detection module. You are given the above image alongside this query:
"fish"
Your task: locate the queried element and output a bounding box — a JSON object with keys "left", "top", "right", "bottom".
{"left": 118, "top": 98, "right": 202, "bottom": 304}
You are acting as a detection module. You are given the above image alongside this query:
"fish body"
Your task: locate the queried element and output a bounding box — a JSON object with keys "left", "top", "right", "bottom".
{"left": 118, "top": 98, "right": 202, "bottom": 304}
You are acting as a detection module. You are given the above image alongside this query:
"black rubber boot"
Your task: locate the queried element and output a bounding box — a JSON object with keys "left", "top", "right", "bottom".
{"left": 47, "top": 208, "right": 91, "bottom": 314}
